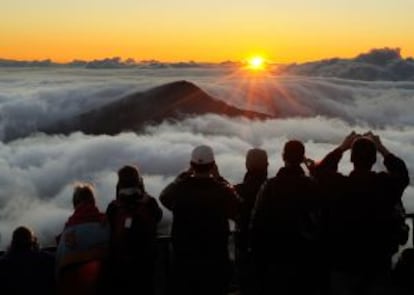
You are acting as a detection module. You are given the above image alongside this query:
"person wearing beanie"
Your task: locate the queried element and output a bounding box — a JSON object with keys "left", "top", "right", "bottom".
{"left": 234, "top": 148, "right": 268, "bottom": 295}
{"left": 106, "top": 165, "right": 162, "bottom": 295}
{"left": 160, "top": 145, "right": 240, "bottom": 295}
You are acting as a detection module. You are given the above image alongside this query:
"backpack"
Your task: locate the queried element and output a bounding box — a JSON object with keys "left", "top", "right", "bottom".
{"left": 109, "top": 197, "right": 158, "bottom": 262}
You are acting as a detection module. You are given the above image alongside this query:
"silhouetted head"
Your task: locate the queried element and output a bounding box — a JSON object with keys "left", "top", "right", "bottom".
{"left": 190, "top": 145, "right": 215, "bottom": 174}
{"left": 246, "top": 148, "right": 268, "bottom": 174}
{"left": 351, "top": 137, "right": 377, "bottom": 170}
{"left": 116, "top": 165, "right": 145, "bottom": 200}
{"left": 9, "top": 226, "right": 38, "bottom": 253}
{"left": 73, "top": 183, "right": 96, "bottom": 208}
{"left": 283, "top": 140, "right": 305, "bottom": 166}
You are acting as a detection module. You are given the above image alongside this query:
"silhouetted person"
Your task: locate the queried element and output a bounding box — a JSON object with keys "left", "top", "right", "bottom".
{"left": 312, "top": 132, "right": 409, "bottom": 295}
{"left": 235, "top": 148, "right": 268, "bottom": 295}
{"left": 160, "top": 145, "right": 240, "bottom": 295}
{"left": 106, "top": 165, "right": 162, "bottom": 295}
{"left": 56, "top": 183, "right": 109, "bottom": 295}
{"left": 250, "top": 140, "right": 321, "bottom": 295}
{"left": 0, "top": 226, "right": 55, "bottom": 295}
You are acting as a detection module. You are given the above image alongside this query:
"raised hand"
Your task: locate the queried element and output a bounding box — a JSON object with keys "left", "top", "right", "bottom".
{"left": 339, "top": 131, "right": 360, "bottom": 152}
{"left": 364, "top": 131, "right": 390, "bottom": 157}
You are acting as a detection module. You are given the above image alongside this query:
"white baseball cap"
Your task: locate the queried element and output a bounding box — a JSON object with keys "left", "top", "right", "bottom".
{"left": 191, "top": 145, "right": 215, "bottom": 165}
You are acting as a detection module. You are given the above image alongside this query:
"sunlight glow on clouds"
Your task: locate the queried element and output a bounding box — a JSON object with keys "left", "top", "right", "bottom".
{"left": 0, "top": 66, "right": 413, "bottom": 248}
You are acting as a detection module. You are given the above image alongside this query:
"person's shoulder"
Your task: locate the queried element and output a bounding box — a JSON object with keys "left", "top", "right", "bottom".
{"left": 235, "top": 182, "right": 243, "bottom": 191}
{"left": 105, "top": 199, "right": 120, "bottom": 217}
{"left": 0, "top": 255, "right": 11, "bottom": 273}
{"left": 165, "top": 175, "right": 192, "bottom": 190}
{"left": 213, "top": 177, "right": 234, "bottom": 190}
{"left": 302, "top": 173, "right": 317, "bottom": 184}
{"left": 107, "top": 199, "right": 119, "bottom": 209}
{"left": 0, "top": 255, "right": 9, "bottom": 265}
{"left": 177, "top": 176, "right": 207, "bottom": 187}
{"left": 371, "top": 169, "right": 396, "bottom": 181}
{"left": 142, "top": 193, "right": 159, "bottom": 204}
{"left": 263, "top": 176, "right": 278, "bottom": 187}
{"left": 145, "top": 193, "right": 156, "bottom": 201}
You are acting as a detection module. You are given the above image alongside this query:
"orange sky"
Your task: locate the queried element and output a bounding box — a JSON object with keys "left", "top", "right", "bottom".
{"left": 2, "top": 0, "right": 414, "bottom": 63}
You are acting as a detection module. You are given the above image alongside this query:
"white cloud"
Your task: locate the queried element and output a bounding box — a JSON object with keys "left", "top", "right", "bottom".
{"left": 2, "top": 67, "right": 414, "bottom": 142}
{"left": 281, "top": 48, "right": 414, "bottom": 81}
{"left": 0, "top": 67, "right": 413, "bottom": 249}
{"left": 0, "top": 115, "right": 413, "bottom": 248}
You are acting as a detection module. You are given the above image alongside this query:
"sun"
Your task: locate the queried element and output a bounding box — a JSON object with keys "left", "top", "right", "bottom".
{"left": 247, "top": 56, "right": 265, "bottom": 71}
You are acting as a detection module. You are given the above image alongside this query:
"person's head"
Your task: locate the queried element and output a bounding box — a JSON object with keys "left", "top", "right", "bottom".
{"left": 351, "top": 137, "right": 377, "bottom": 170}
{"left": 283, "top": 140, "right": 305, "bottom": 166}
{"left": 190, "top": 145, "right": 215, "bottom": 175}
{"left": 9, "top": 226, "right": 38, "bottom": 253}
{"left": 116, "top": 165, "right": 144, "bottom": 200}
{"left": 72, "top": 183, "right": 96, "bottom": 208}
{"left": 246, "top": 148, "right": 268, "bottom": 174}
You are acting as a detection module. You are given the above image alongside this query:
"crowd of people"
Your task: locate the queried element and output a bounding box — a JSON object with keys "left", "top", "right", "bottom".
{"left": 0, "top": 131, "right": 411, "bottom": 295}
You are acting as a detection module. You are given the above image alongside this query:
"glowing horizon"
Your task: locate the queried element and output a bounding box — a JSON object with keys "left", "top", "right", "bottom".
{"left": 2, "top": 0, "right": 414, "bottom": 63}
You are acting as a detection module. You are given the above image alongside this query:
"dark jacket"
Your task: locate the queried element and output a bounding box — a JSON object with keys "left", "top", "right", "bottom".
{"left": 105, "top": 193, "right": 162, "bottom": 294}
{"left": 106, "top": 193, "right": 162, "bottom": 260}
{"left": 235, "top": 172, "right": 267, "bottom": 252}
{"left": 250, "top": 166, "right": 320, "bottom": 263}
{"left": 160, "top": 175, "right": 240, "bottom": 261}
{"left": 312, "top": 148, "right": 409, "bottom": 270}
{"left": 0, "top": 249, "right": 55, "bottom": 295}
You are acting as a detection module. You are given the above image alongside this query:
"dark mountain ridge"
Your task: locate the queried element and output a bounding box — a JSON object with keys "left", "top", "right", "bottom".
{"left": 44, "top": 80, "right": 270, "bottom": 136}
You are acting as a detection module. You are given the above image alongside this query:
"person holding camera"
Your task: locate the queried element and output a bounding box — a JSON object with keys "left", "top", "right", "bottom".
{"left": 312, "top": 131, "right": 409, "bottom": 295}
{"left": 250, "top": 140, "right": 321, "bottom": 295}
{"left": 160, "top": 145, "right": 240, "bottom": 295}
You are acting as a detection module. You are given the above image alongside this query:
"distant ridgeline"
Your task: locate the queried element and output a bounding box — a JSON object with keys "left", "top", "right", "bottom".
{"left": 38, "top": 80, "right": 270, "bottom": 138}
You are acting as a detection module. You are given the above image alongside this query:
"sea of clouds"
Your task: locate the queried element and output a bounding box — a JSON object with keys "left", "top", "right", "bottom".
{"left": 1, "top": 56, "right": 414, "bottom": 248}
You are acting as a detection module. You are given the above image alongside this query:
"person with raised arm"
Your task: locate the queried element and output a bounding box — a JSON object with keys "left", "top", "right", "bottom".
{"left": 312, "top": 131, "right": 409, "bottom": 295}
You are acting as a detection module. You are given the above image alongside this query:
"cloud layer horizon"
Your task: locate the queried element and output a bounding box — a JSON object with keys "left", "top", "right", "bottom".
{"left": 0, "top": 59, "right": 413, "bottom": 248}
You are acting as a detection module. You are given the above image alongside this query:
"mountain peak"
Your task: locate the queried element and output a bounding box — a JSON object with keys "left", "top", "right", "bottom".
{"left": 42, "top": 81, "right": 270, "bottom": 137}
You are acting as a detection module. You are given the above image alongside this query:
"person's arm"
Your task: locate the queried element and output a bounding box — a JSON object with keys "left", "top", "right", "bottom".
{"left": 249, "top": 182, "right": 269, "bottom": 249}
{"left": 105, "top": 201, "right": 117, "bottom": 229}
{"left": 159, "top": 167, "right": 194, "bottom": 210}
{"left": 159, "top": 182, "right": 180, "bottom": 211}
{"left": 313, "top": 131, "right": 359, "bottom": 175}
{"left": 365, "top": 132, "right": 410, "bottom": 193}
{"left": 249, "top": 182, "right": 270, "bottom": 233}
{"left": 383, "top": 154, "right": 410, "bottom": 189}
{"left": 223, "top": 183, "right": 242, "bottom": 221}
{"left": 149, "top": 197, "right": 163, "bottom": 223}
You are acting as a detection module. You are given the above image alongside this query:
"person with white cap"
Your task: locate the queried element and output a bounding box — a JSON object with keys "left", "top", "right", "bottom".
{"left": 160, "top": 145, "right": 240, "bottom": 295}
